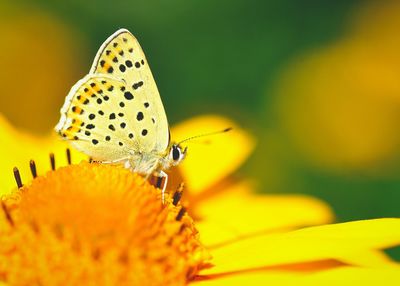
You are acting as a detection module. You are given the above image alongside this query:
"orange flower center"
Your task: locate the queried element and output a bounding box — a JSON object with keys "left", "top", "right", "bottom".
{"left": 0, "top": 162, "right": 208, "bottom": 286}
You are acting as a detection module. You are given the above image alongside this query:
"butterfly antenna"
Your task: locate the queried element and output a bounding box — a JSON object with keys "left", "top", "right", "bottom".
{"left": 177, "top": 127, "right": 232, "bottom": 145}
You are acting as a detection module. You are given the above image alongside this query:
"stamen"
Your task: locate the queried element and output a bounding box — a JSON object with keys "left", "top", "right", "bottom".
{"left": 1, "top": 201, "right": 14, "bottom": 227}
{"left": 66, "top": 148, "right": 72, "bottom": 165}
{"left": 13, "top": 167, "right": 23, "bottom": 188}
{"left": 176, "top": 207, "right": 186, "bottom": 221}
{"left": 173, "top": 183, "right": 184, "bottom": 206}
{"left": 50, "top": 153, "right": 55, "bottom": 171}
{"left": 89, "top": 157, "right": 93, "bottom": 163}
{"left": 29, "top": 160, "right": 37, "bottom": 178}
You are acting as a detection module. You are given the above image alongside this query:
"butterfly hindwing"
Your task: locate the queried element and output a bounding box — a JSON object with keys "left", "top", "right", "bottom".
{"left": 90, "top": 29, "right": 169, "bottom": 152}
{"left": 55, "top": 74, "right": 164, "bottom": 161}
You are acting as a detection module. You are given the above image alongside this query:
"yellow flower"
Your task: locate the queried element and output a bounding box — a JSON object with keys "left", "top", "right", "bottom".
{"left": 272, "top": 1, "right": 400, "bottom": 173}
{"left": 1, "top": 114, "right": 400, "bottom": 285}
{"left": 1, "top": 163, "right": 206, "bottom": 285}
{"left": 0, "top": 4, "right": 86, "bottom": 133}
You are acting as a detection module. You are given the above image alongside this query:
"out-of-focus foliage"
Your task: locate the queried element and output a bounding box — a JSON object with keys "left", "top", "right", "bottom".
{"left": 256, "top": 2, "right": 400, "bottom": 243}
{"left": 1, "top": 0, "right": 357, "bottom": 131}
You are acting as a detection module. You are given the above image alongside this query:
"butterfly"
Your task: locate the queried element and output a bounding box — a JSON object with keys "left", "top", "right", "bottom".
{"left": 55, "top": 28, "right": 187, "bottom": 197}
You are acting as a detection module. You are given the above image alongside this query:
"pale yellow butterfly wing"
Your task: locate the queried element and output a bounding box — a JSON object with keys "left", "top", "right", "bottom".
{"left": 90, "top": 28, "right": 169, "bottom": 152}
{"left": 55, "top": 29, "right": 170, "bottom": 162}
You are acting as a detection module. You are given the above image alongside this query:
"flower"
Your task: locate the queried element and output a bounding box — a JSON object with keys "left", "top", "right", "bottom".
{"left": 0, "top": 5, "right": 86, "bottom": 134}
{"left": 0, "top": 114, "right": 86, "bottom": 195}
{"left": 1, "top": 114, "right": 400, "bottom": 285}
{"left": 1, "top": 163, "right": 207, "bottom": 285}
{"left": 272, "top": 1, "right": 400, "bottom": 173}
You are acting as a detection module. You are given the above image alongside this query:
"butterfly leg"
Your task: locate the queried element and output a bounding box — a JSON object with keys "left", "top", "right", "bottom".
{"left": 154, "top": 170, "right": 168, "bottom": 204}
{"left": 147, "top": 170, "right": 168, "bottom": 204}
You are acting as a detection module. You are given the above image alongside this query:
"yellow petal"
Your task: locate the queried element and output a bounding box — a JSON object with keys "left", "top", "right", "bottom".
{"left": 202, "top": 218, "right": 400, "bottom": 275}
{"left": 195, "top": 267, "right": 400, "bottom": 286}
{"left": 337, "top": 250, "right": 399, "bottom": 268}
{"left": 0, "top": 6, "right": 85, "bottom": 133}
{"left": 299, "top": 267, "right": 400, "bottom": 286}
{"left": 171, "top": 115, "right": 255, "bottom": 194}
{"left": 0, "top": 114, "right": 86, "bottom": 195}
{"left": 195, "top": 271, "right": 302, "bottom": 286}
{"left": 195, "top": 181, "right": 334, "bottom": 246}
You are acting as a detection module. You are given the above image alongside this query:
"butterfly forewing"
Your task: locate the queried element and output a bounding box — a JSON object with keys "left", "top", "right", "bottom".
{"left": 90, "top": 29, "right": 169, "bottom": 152}
{"left": 56, "top": 29, "right": 170, "bottom": 162}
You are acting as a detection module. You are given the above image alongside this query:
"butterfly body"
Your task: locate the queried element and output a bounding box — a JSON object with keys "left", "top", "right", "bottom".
{"left": 55, "top": 28, "right": 186, "bottom": 187}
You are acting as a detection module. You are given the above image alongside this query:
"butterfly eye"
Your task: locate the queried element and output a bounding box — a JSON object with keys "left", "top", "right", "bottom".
{"left": 172, "top": 146, "right": 181, "bottom": 161}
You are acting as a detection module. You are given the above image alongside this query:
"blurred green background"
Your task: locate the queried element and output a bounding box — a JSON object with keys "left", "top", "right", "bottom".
{"left": 1, "top": 0, "right": 400, "bottom": 245}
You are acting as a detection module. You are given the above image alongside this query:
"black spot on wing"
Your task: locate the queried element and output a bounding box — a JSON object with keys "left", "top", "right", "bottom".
{"left": 136, "top": 112, "right": 144, "bottom": 121}
{"left": 124, "top": 91, "right": 134, "bottom": 100}
{"left": 132, "top": 81, "right": 143, "bottom": 90}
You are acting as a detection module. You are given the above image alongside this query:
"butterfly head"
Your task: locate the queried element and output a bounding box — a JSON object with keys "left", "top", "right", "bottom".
{"left": 167, "top": 144, "right": 187, "bottom": 167}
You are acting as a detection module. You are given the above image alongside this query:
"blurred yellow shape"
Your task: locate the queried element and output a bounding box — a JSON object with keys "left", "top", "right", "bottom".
{"left": 0, "top": 4, "right": 85, "bottom": 133}
{"left": 0, "top": 114, "right": 86, "bottom": 195}
{"left": 274, "top": 1, "right": 400, "bottom": 172}
{"left": 172, "top": 115, "right": 255, "bottom": 194}
{"left": 195, "top": 180, "right": 333, "bottom": 246}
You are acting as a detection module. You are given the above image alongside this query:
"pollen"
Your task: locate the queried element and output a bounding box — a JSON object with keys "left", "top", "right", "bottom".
{"left": 0, "top": 162, "right": 208, "bottom": 286}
